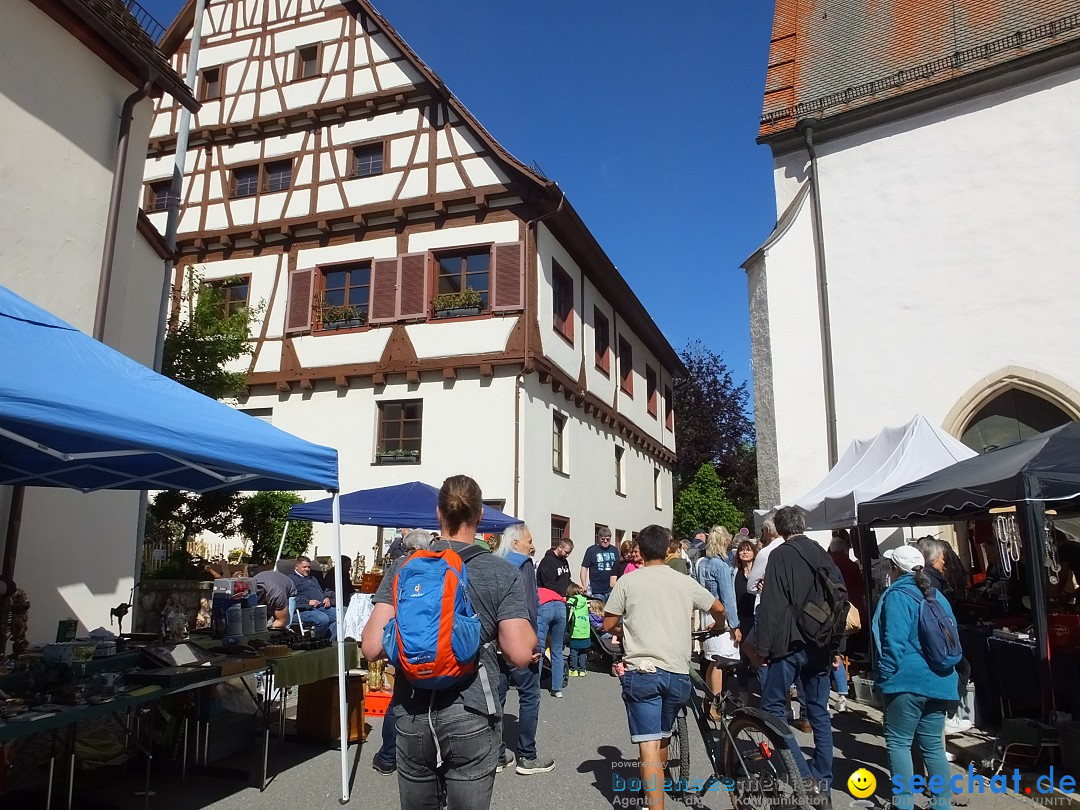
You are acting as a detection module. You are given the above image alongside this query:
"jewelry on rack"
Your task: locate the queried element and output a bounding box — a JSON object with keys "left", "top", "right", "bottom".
{"left": 993, "top": 513, "right": 1021, "bottom": 578}
{"left": 1045, "top": 515, "right": 1062, "bottom": 586}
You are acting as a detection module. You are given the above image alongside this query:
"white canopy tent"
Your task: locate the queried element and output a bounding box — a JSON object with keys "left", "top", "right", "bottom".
{"left": 786, "top": 414, "right": 978, "bottom": 530}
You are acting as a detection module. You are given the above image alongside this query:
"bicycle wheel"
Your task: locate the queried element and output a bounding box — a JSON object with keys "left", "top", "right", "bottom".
{"left": 664, "top": 713, "right": 690, "bottom": 796}
{"left": 723, "top": 715, "right": 807, "bottom": 810}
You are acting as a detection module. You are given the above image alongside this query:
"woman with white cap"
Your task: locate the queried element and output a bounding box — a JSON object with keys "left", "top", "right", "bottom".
{"left": 873, "top": 545, "right": 959, "bottom": 810}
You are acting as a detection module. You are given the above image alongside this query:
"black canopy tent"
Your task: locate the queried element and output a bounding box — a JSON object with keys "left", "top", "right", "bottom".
{"left": 860, "top": 421, "right": 1080, "bottom": 720}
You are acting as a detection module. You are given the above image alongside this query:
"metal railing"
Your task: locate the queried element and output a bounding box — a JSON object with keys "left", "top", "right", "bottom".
{"left": 124, "top": 0, "right": 167, "bottom": 43}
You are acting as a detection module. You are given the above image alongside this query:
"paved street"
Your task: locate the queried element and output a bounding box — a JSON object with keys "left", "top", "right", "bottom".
{"left": 89, "top": 668, "right": 1046, "bottom": 810}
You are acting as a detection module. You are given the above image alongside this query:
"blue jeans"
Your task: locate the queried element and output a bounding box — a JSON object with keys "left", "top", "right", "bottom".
{"left": 375, "top": 701, "right": 397, "bottom": 768}
{"left": 760, "top": 646, "right": 833, "bottom": 786}
{"left": 297, "top": 605, "right": 336, "bottom": 640}
{"left": 620, "top": 668, "right": 692, "bottom": 743}
{"left": 395, "top": 702, "right": 498, "bottom": 809}
{"left": 883, "top": 693, "right": 951, "bottom": 810}
{"left": 536, "top": 602, "right": 567, "bottom": 690}
{"left": 568, "top": 646, "right": 588, "bottom": 672}
{"left": 496, "top": 661, "right": 540, "bottom": 760}
{"left": 833, "top": 658, "right": 849, "bottom": 696}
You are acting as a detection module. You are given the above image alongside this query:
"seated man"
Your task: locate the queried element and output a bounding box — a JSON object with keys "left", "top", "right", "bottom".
{"left": 253, "top": 568, "right": 296, "bottom": 629}
{"left": 604, "top": 524, "right": 725, "bottom": 810}
{"left": 289, "top": 556, "right": 337, "bottom": 640}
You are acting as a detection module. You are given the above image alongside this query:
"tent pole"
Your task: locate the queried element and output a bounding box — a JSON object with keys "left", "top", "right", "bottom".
{"left": 332, "top": 493, "right": 349, "bottom": 803}
{"left": 275, "top": 521, "right": 290, "bottom": 565}
{"left": 855, "top": 524, "right": 878, "bottom": 670}
{"left": 1017, "top": 500, "right": 1053, "bottom": 722}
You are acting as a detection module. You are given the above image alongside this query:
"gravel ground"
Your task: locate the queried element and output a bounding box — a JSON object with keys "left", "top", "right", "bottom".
{"left": 71, "top": 667, "right": 1043, "bottom": 810}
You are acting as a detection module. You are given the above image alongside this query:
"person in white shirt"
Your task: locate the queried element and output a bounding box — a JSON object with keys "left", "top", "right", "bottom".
{"left": 745, "top": 518, "right": 780, "bottom": 600}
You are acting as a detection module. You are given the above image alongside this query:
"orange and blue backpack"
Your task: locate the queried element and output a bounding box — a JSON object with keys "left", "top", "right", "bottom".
{"left": 382, "top": 543, "right": 486, "bottom": 689}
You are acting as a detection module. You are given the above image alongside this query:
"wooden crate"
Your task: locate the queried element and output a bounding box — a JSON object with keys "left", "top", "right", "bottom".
{"left": 295, "top": 675, "right": 366, "bottom": 743}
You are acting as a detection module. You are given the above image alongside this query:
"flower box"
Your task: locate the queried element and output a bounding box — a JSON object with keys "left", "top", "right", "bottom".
{"left": 434, "top": 306, "right": 482, "bottom": 319}
{"left": 376, "top": 453, "right": 419, "bottom": 464}
{"left": 321, "top": 317, "right": 365, "bottom": 331}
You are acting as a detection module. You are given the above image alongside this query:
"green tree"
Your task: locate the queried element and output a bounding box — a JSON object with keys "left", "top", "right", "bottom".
{"left": 238, "top": 491, "right": 313, "bottom": 564}
{"left": 673, "top": 341, "right": 757, "bottom": 523}
{"left": 673, "top": 463, "right": 744, "bottom": 540}
{"left": 162, "top": 266, "right": 256, "bottom": 399}
{"left": 147, "top": 266, "right": 260, "bottom": 564}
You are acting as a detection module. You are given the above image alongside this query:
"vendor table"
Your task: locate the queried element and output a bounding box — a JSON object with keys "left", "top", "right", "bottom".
{"left": 260, "top": 642, "right": 359, "bottom": 790}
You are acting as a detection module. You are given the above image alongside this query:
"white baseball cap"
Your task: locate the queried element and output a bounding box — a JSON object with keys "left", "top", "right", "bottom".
{"left": 883, "top": 545, "right": 925, "bottom": 573}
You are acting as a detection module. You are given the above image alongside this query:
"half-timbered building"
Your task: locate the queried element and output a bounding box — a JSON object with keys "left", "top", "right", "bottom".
{"left": 146, "top": 0, "right": 683, "bottom": 567}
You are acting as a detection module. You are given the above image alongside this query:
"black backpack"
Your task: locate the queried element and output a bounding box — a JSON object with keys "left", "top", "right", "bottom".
{"left": 787, "top": 538, "right": 851, "bottom": 647}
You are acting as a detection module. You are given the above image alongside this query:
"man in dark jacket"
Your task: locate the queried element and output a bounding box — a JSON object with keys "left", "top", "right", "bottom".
{"left": 745, "top": 507, "right": 841, "bottom": 805}
{"left": 289, "top": 556, "right": 337, "bottom": 640}
{"left": 536, "top": 537, "right": 573, "bottom": 596}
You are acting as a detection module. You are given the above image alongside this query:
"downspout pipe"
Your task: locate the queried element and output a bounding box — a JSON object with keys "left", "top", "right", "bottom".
{"left": 514, "top": 189, "right": 566, "bottom": 515}
{"left": 798, "top": 120, "right": 839, "bottom": 468}
{"left": 154, "top": 0, "right": 209, "bottom": 372}
{"left": 94, "top": 81, "right": 154, "bottom": 342}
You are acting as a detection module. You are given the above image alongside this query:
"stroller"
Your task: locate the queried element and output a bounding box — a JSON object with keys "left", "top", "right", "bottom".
{"left": 591, "top": 624, "right": 623, "bottom": 676}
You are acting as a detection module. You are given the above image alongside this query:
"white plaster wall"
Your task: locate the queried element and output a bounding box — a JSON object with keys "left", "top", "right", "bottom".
{"left": 408, "top": 318, "right": 518, "bottom": 359}
{"left": 407, "top": 221, "right": 519, "bottom": 253}
{"left": 239, "top": 369, "right": 519, "bottom": 565}
{"left": 761, "top": 64, "right": 1080, "bottom": 506}
{"left": 0, "top": 1, "right": 164, "bottom": 641}
{"left": 518, "top": 377, "right": 672, "bottom": 574}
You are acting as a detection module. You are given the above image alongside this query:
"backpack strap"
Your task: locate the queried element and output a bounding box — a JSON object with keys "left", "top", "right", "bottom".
{"left": 456, "top": 544, "right": 489, "bottom": 565}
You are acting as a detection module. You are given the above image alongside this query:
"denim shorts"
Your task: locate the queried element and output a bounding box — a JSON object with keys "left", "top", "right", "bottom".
{"left": 621, "top": 667, "right": 692, "bottom": 743}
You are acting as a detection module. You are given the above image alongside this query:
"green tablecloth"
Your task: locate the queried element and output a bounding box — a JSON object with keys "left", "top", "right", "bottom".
{"left": 267, "top": 643, "right": 358, "bottom": 688}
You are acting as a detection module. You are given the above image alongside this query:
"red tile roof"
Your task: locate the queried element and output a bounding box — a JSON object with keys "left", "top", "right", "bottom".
{"left": 759, "top": 0, "right": 1080, "bottom": 139}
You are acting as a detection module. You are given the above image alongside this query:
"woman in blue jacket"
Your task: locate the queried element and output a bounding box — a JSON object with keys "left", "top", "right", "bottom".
{"left": 695, "top": 525, "right": 740, "bottom": 717}
{"left": 873, "top": 545, "right": 958, "bottom": 810}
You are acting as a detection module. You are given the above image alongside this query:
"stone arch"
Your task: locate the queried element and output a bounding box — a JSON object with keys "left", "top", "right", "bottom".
{"left": 943, "top": 366, "right": 1080, "bottom": 452}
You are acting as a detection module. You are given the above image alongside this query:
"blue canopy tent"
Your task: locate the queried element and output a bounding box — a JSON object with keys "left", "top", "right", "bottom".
{"left": 288, "top": 480, "right": 524, "bottom": 532}
{"left": 0, "top": 285, "right": 357, "bottom": 802}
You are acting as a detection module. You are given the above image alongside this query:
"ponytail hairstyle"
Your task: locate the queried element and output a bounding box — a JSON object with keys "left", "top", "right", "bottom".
{"left": 911, "top": 565, "right": 935, "bottom": 599}
{"left": 437, "top": 475, "right": 483, "bottom": 536}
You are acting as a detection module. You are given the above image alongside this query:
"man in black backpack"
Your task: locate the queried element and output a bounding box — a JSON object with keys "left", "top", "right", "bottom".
{"left": 745, "top": 507, "right": 845, "bottom": 807}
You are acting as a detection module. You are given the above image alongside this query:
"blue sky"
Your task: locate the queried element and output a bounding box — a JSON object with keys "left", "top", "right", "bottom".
{"left": 140, "top": 0, "right": 778, "bottom": 394}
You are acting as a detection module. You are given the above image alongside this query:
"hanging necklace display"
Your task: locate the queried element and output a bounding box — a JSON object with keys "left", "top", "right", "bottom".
{"left": 1045, "top": 514, "right": 1062, "bottom": 586}
{"left": 993, "top": 513, "right": 1021, "bottom": 578}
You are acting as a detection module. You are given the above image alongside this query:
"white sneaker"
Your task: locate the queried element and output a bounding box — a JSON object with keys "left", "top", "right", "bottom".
{"left": 944, "top": 716, "right": 972, "bottom": 735}
{"left": 836, "top": 695, "right": 847, "bottom": 713}
{"left": 550, "top": 691, "right": 563, "bottom": 698}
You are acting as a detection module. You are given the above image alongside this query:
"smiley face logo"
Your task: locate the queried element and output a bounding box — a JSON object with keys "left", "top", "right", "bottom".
{"left": 847, "top": 768, "right": 876, "bottom": 798}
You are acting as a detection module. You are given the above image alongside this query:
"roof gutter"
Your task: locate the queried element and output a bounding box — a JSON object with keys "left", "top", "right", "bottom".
{"left": 94, "top": 81, "right": 153, "bottom": 342}
{"left": 798, "top": 119, "right": 839, "bottom": 467}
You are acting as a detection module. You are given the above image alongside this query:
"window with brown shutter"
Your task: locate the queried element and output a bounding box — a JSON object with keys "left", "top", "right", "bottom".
{"left": 594, "top": 307, "right": 610, "bottom": 375}
{"left": 646, "top": 365, "right": 658, "bottom": 417}
{"left": 490, "top": 241, "right": 524, "bottom": 312}
{"left": 618, "top": 336, "right": 633, "bottom": 396}
{"left": 664, "top": 385, "right": 674, "bottom": 431}
{"left": 553, "top": 412, "right": 567, "bottom": 473}
{"left": 552, "top": 262, "right": 574, "bottom": 344}
{"left": 317, "top": 262, "right": 370, "bottom": 330}
{"left": 369, "top": 258, "right": 400, "bottom": 324}
{"left": 284, "top": 268, "right": 315, "bottom": 333}
{"left": 398, "top": 252, "right": 429, "bottom": 320}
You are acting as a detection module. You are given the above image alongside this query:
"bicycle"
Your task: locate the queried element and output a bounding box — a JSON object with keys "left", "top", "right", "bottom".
{"left": 665, "top": 634, "right": 809, "bottom": 809}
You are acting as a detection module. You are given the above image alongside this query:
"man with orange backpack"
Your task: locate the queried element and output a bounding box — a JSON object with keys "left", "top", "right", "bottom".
{"left": 362, "top": 476, "right": 536, "bottom": 810}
